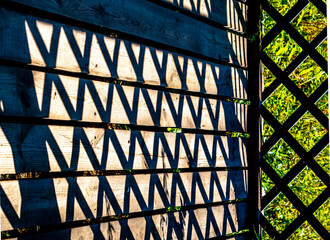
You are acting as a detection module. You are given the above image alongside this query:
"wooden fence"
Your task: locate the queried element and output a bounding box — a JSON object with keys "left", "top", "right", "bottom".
{"left": 0, "top": 0, "right": 252, "bottom": 239}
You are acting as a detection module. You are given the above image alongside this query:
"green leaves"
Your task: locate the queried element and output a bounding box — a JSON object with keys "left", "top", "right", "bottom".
{"left": 262, "top": 0, "right": 328, "bottom": 238}
{"left": 264, "top": 30, "right": 303, "bottom": 70}
{"left": 166, "top": 206, "right": 181, "bottom": 212}
{"left": 166, "top": 127, "right": 182, "bottom": 133}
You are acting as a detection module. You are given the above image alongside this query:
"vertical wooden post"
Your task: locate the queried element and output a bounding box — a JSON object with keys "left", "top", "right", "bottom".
{"left": 247, "top": 0, "right": 262, "bottom": 238}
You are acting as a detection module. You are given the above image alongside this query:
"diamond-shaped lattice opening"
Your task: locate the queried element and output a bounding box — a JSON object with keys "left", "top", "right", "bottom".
{"left": 288, "top": 166, "right": 327, "bottom": 206}
{"left": 262, "top": 10, "right": 276, "bottom": 37}
{"left": 262, "top": 119, "right": 275, "bottom": 143}
{"left": 264, "top": 139, "right": 300, "bottom": 178}
{"left": 269, "top": 0, "right": 299, "bottom": 16}
{"left": 262, "top": 171, "right": 275, "bottom": 196}
{"left": 291, "top": 2, "right": 327, "bottom": 43}
{"left": 289, "top": 111, "right": 328, "bottom": 152}
{"left": 314, "top": 197, "right": 330, "bottom": 233}
{"left": 314, "top": 144, "right": 329, "bottom": 174}
{"left": 264, "top": 30, "right": 303, "bottom": 70}
{"left": 263, "top": 64, "right": 276, "bottom": 89}
{"left": 263, "top": 84, "right": 301, "bottom": 124}
{"left": 264, "top": 192, "right": 300, "bottom": 233}
{"left": 289, "top": 56, "right": 328, "bottom": 97}
{"left": 316, "top": 38, "right": 328, "bottom": 60}
{"left": 316, "top": 92, "right": 329, "bottom": 118}
{"left": 288, "top": 221, "right": 321, "bottom": 239}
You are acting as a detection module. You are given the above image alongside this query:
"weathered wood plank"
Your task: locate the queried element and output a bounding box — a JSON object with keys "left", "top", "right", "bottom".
{"left": 1, "top": 202, "right": 247, "bottom": 239}
{"left": 0, "top": 66, "right": 247, "bottom": 132}
{"left": 0, "top": 9, "right": 248, "bottom": 99}
{"left": 159, "top": 0, "right": 247, "bottom": 32}
{"left": 0, "top": 123, "right": 247, "bottom": 174}
{"left": 4, "top": 0, "right": 247, "bottom": 66}
{"left": 90, "top": 203, "right": 247, "bottom": 239}
{"left": 68, "top": 203, "right": 247, "bottom": 239}
{"left": 0, "top": 173, "right": 247, "bottom": 231}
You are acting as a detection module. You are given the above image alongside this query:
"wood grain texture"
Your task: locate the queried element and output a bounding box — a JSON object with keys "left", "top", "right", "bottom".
{"left": 83, "top": 204, "right": 247, "bottom": 239}
{"left": 4, "top": 0, "right": 247, "bottom": 66}
{"left": 1, "top": 174, "right": 247, "bottom": 231}
{"left": 159, "top": 0, "right": 247, "bottom": 32}
{"left": 0, "top": 1, "right": 249, "bottom": 238}
{"left": 1, "top": 202, "right": 247, "bottom": 239}
{"left": 0, "top": 123, "right": 247, "bottom": 174}
{"left": 0, "top": 66, "right": 247, "bottom": 132}
{"left": 0, "top": 9, "right": 248, "bottom": 99}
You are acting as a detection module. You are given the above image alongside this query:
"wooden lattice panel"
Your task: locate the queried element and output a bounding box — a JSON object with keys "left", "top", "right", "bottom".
{"left": 261, "top": 0, "right": 329, "bottom": 239}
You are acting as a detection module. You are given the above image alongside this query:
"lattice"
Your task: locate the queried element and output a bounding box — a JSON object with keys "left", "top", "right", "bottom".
{"left": 260, "top": 0, "right": 329, "bottom": 239}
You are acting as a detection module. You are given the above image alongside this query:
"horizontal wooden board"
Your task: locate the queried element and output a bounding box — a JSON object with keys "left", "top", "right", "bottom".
{"left": 4, "top": 0, "right": 247, "bottom": 66}
{"left": 77, "top": 205, "right": 247, "bottom": 239}
{"left": 1, "top": 173, "right": 247, "bottom": 231}
{"left": 0, "top": 123, "right": 247, "bottom": 174}
{"left": 0, "top": 66, "right": 247, "bottom": 132}
{"left": 0, "top": 9, "right": 248, "bottom": 99}
{"left": 1, "top": 202, "right": 247, "bottom": 239}
{"left": 159, "top": 0, "right": 247, "bottom": 32}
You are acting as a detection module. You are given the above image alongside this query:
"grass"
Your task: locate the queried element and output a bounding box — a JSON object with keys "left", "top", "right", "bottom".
{"left": 261, "top": 0, "right": 329, "bottom": 239}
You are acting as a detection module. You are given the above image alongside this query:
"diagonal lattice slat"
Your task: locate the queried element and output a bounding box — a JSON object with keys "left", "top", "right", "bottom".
{"left": 262, "top": 159, "right": 329, "bottom": 238}
{"left": 262, "top": 52, "right": 328, "bottom": 129}
{"left": 262, "top": 0, "right": 327, "bottom": 71}
{"left": 261, "top": 80, "right": 328, "bottom": 157}
{"left": 262, "top": 103, "right": 330, "bottom": 238}
{"left": 262, "top": 134, "right": 329, "bottom": 210}
{"left": 262, "top": 27, "right": 328, "bottom": 101}
{"left": 263, "top": 189, "right": 330, "bottom": 239}
{"left": 261, "top": 0, "right": 329, "bottom": 239}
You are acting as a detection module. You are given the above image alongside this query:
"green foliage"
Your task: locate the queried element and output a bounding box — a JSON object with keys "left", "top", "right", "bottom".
{"left": 262, "top": 0, "right": 328, "bottom": 238}
{"left": 316, "top": 38, "right": 328, "bottom": 60}
{"left": 291, "top": 3, "right": 327, "bottom": 43}
{"left": 263, "top": 192, "right": 300, "bottom": 234}
{"left": 264, "top": 30, "right": 303, "bottom": 70}
{"left": 288, "top": 166, "right": 327, "bottom": 206}
{"left": 262, "top": 64, "right": 276, "bottom": 89}
{"left": 314, "top": 144, "right": 330, "bottom": 174}
{"left": 269, "top": 0, "right": 299, "bottom": 16}
{"left": 264, "top": 139, "right": 300, "bottom": 178}
{"left": 167, "top": 127, "right": 182, "bottom": 133}
{"left": 316, "top": 92, "right": 329, "bottom": 118}
{"left": 262, "top": 10, "right": 276, "bottom": 37}
{"left": 289, "top": 221, "right": 321, "bottom": 239}
{"left": 289, "top": 111, "right": 327, "bottom": 152}
{"left": 289, "top": 57, "right": 328, "bottom": 97}
{"left": 228, "top": 98, "right": 250, "bottom": 105}
{"left": 228, "top": 132, "right": 250, "bottom": 138}
{"left": 262, "top": 120, "right": 275, "bottom": 144}
{"left": 314, "top": 198, "right": 330, "bottom": 233}
{"left": 263, "top": 84, "right": 301, "bottom": 124}
{"left": 262, "top": 172, "right": 275, "bottom": 196}
{"left": 166, "top": 206, "right": 181, "bottom": 212}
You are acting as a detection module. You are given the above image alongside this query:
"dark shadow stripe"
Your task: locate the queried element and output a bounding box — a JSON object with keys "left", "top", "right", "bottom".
{"left": 146, "top": 0, "right": 247, "bottom": 37}
{"left": 0, "top": 1, "right": 247, "bottom": 70}
{"left": 0, "top": 60, "right": 250, "bottom": 105}
{"left": 0, "top": 116, "right": 250, "bottom": 138}
{"left": 0, "top": 167, "right": 248, "bottom": 181}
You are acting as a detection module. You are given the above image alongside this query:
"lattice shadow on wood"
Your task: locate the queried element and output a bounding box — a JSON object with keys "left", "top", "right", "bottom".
{"left": 0, "top": 0, "right": 250, "bottom": 239}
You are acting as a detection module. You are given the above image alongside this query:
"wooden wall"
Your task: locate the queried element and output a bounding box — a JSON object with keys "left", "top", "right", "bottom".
{"left": 0, "top": 0, "right": 249, "bottom": 239}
